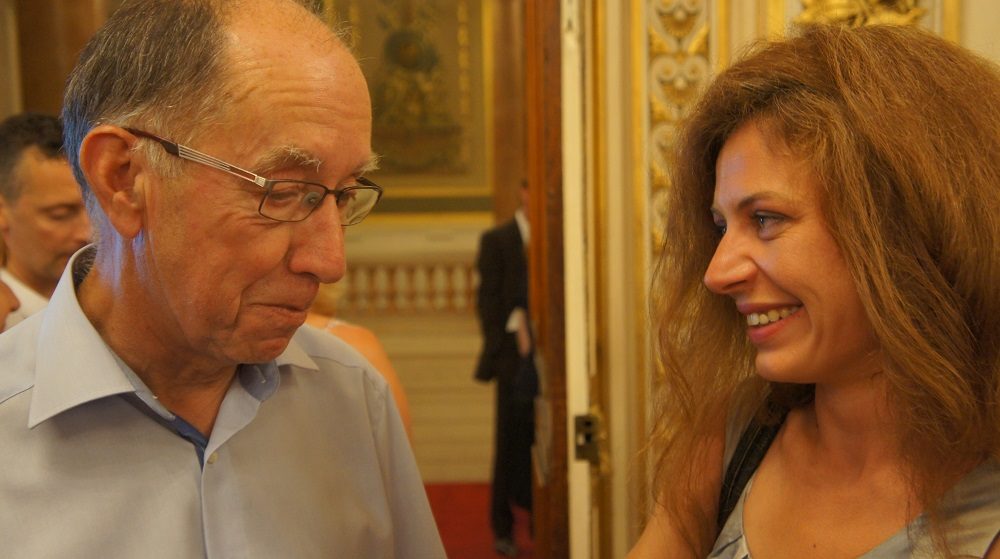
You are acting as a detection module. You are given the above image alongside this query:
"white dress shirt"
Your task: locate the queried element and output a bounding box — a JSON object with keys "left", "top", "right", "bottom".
{"left": 0, "top": 267, "right": 49, "bottom": 329}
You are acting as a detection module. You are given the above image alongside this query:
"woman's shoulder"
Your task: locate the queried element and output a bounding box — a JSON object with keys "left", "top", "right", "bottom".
{"left": 327, "top": 321, "right": 382, "bottom": 348}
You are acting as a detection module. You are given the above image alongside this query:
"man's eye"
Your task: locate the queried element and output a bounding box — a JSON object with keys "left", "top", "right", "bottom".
{"left": 301, "top": 191, "right": 323, "bottom": 207}
{"left": 266, "top": 184, "right": 303, "bottom": 207}
{"left": 45, "top": 209, "right": 79, "bottom": 222}
{"left": 335, "top": 188, "right": 356, "bottom": 209}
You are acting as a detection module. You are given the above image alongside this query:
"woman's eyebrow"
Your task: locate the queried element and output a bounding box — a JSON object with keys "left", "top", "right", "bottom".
{"left": 711, "top": 190, "right": 795, "bottom": 214}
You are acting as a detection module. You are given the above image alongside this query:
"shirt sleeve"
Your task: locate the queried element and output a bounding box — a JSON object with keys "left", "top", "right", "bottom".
{"left": 370, "top": 376, "right": 448, "bottom": 559}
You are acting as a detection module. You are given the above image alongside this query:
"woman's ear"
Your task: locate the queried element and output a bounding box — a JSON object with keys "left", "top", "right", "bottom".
{"left": 78, "top": 125, "right": 147, "bottom": 239}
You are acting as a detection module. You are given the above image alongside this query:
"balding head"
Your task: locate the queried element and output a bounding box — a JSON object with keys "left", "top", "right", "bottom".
{"left": 62, "top": 0, "right": 345, "bottom": 226}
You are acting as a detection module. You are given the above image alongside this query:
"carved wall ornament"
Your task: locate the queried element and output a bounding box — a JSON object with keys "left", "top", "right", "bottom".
{"left": 797, "top": 0, "right": 926, "bottom": 27}
{"left": 648, "top": 0, "right": 711, "bottom": 247}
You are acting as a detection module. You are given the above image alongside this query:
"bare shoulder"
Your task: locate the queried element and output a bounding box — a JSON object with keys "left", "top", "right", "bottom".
{"left": 328, "top": 322, "right": 383, "bottom": 351}
{"left": 985, "top": 536, "right": 1000, "bottom": 559}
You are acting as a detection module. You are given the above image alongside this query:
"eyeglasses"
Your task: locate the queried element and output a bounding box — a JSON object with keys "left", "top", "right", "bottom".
{"left": 124, "top": 128, "right": 382, "bottom": 225}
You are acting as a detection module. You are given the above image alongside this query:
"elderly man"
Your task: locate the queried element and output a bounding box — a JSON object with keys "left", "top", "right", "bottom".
{"left": 0, "top": 0, "right": 445, "bottom": 557}
{"left": 0, "top": 113, "right": 91, "bottom": 329}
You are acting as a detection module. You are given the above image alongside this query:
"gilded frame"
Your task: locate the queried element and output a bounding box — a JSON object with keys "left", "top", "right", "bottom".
{"left": 323, "top": 0, "right": 494, "bottom": 213}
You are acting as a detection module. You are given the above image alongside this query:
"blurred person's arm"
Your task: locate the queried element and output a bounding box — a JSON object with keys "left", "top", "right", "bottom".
{"left": 327, "top": 321, "right": 412, "bottom": 440}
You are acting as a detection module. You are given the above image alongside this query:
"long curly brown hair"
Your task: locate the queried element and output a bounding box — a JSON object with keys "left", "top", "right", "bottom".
{"left": 650, "top": 23, "right": 1000, "bottom": 556}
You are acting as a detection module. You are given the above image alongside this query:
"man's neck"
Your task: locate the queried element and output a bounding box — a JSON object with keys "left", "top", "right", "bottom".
{"left": 76, "top": 249, "right": 236, "bottom": 436}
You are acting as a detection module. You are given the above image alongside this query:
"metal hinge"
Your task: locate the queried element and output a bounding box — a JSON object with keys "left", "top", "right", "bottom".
{"left": 574, "top": 412, "right": 601, "bottom": 466}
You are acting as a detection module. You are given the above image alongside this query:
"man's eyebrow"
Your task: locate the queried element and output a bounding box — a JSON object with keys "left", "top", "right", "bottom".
{"left": 252, "top": 146, "right": 323, "bottom": 176}
{"left": 356, "top": 153, "right": 381, "bottom": 176}
{"left": 253, "top": 148, "right": 381, "bottom": 179}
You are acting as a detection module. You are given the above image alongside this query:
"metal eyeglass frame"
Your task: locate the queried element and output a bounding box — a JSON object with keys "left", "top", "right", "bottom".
{"left": 124, "top": 127, "right": 382, "bottom": 224}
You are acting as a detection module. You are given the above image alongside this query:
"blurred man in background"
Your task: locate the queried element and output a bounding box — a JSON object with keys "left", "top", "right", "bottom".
{"left": 0, "top": 112, "right": 91, "bottom": 330}
{"left": 474, "top": 181, "right": 537, "bottom": 557}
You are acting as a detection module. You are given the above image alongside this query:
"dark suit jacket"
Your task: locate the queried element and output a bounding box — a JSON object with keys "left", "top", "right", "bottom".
{"left": 473, "top": 218, "right": 527, "bottom": 383}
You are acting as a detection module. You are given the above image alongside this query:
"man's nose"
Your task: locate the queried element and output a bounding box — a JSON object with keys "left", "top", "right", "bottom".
{"left": 703, "top": 232, "right": 755, "bottom": 295}
{"left": 287, "top": 201, "right": 346, "bottom": 283}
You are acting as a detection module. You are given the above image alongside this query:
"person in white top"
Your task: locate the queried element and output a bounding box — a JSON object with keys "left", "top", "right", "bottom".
{"left": 0, "top": 278, "right": 19, "bottom": 330}
{"left": 0, "top": 113, "right": 91, "bottom": 330}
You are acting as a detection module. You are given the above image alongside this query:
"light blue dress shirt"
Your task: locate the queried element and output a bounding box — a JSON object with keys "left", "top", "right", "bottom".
{"left": 0, "top": 247, "right": 446, "bottom": 558}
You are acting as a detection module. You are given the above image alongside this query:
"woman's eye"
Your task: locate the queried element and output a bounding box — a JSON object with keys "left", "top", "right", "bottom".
{"left": 710, "top": 213, "right": 727, "bottom": 237}
{"left": 753, "top": 212, "right": 784, "bottom": 235}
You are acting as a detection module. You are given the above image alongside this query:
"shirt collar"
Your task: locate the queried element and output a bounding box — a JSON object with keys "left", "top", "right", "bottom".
{"left": 28, "top": 245, "right": 320, "bottom": 428}
{"left": 514, "top": 208, "right": 529, "bottom": 246}
{"left": 28, "top": 246, "right": 134, "bottom": 427}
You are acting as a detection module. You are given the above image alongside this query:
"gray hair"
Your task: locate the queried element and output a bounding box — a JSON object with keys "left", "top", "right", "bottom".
{"left": 62, "top": 0, "right": 328, "bottom": 216}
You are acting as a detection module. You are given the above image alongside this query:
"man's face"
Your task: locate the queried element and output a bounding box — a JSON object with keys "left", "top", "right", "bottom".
{"left": 133, "top": 8, "right": 373, "bottom": 366}
{"left": 0, "top": 148, "right": 91, "bottom": 296}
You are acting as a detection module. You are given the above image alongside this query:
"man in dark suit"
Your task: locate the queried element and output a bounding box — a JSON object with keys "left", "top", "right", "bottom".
{"left": 474, "top": 183, "right": 537, "bottom": 557}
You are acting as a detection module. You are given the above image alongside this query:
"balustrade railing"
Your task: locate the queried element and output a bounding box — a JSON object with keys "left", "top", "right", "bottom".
{"left": 338, "top": 258, "right": 479, "bottom": 314}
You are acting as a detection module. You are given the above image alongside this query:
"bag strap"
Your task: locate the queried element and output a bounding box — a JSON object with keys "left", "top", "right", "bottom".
{"left": 715, "top": 411, "right": 786, "bottom": 533}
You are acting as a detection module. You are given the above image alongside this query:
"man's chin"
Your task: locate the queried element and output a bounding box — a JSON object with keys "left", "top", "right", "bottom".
{"left": 237, "top": 336, "right": 295, "bottom": 364}
{"left": 229, "top": 314, "right": 306, "bottom": 363}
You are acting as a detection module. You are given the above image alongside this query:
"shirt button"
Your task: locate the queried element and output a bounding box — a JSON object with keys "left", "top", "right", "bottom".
{"left": 207, "top": 452, "right": 219, "bottom": 465}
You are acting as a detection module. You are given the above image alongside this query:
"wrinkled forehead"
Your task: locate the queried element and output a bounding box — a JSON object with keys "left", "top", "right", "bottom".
{"left": 223, "top": 0, "right": 346, "bottom": 67}
{"left": 196, "top": 5, "right": 371, "bottom": 170}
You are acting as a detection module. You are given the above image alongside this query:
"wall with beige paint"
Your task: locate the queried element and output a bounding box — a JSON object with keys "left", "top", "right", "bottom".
{"left": 963, "top": 0, "right": 1000, "bottom": 61}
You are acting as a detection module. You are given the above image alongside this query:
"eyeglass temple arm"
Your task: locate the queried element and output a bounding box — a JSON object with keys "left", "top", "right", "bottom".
{"left": 124, "top": 127, "right": 267, "bottom": 188}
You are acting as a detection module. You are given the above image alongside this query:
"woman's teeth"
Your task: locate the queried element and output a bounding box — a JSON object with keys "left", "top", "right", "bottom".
{"left": 746, "top": 306, "right": 800, "bottom": 326}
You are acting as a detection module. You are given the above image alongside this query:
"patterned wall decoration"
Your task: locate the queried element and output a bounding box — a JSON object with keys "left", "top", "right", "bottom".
{"left": 646, "top": 0, "right": 936, "bottom": 249}
{"left": 647, "top": 0, "right": 714, "bottom": 247}
{"left": 324, "top": 0, "right": 492, "bottom": 213}
{"left": 798, "top": 0, "right": 926, "bottom": 26}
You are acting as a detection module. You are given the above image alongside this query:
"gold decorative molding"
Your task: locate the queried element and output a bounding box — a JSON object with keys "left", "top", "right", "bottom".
{"left": 647, "top": 0, "right": 712, "bottom": 247}
{"left": 765, "top": 0, "right": 786, "bottom": 37}
{"left": 797, "top": 0, "right": 926, "bottom": 27}
{"left": 325, "top": 0, "right": 492, "bottom": 198}
{"left": 942, "top": 0, "right": 961, "bottom": 42}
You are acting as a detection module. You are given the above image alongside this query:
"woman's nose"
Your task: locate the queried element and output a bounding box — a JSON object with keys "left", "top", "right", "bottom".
{"left": 703, "top": 232, "right": 756, "bottom": 295}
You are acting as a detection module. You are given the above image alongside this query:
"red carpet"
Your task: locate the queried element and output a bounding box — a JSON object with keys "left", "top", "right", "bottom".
{"left": 425, "top": 483, "right": 534, "bottom": 558}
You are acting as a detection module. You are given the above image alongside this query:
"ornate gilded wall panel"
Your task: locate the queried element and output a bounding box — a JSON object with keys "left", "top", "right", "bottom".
{"left": 647, "top": 0, "right": 714, "bottom": 246}
{"left": 797, "top": 0, "right": 926, "bottom": 26}
{"left": 645, "top": 0, "right": 959, "bottom": 251}
{"left": 324, "top": 0, "right": 493, "bottom": 212}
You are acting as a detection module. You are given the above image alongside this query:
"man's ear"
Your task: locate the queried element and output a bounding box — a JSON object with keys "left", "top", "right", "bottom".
{"left": 78, "top": 125, "right": 147, "bottom": 239}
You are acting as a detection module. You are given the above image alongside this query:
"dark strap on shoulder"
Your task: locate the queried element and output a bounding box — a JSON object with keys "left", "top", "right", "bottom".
{"left": 716, "top": 412, "right": 786, "bottom": 533}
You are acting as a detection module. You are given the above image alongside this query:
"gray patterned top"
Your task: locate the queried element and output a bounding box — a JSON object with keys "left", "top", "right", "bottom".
{"left": 710, "top": 438, "right": 1000, "bottom": 558}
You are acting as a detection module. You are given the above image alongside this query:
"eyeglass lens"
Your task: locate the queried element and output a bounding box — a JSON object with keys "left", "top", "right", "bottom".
{"left": 261, "top": 182, "right": 380, "bottom": 224}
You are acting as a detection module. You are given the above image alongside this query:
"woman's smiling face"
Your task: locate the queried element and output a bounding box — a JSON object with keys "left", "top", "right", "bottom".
{"left": 703, "top": 122, "right": 881, "bottom": 385}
